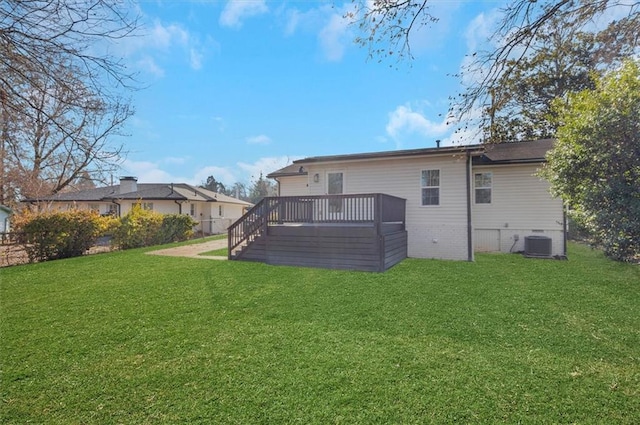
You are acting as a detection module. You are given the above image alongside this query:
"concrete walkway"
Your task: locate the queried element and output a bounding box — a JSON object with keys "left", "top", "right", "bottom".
{"left": 147, "top": 238, "right": 228, "bottom": 260}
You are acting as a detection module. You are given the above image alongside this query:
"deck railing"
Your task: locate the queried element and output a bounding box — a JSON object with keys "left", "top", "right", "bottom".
{"left": 228, "top": 193, "right": 405, "bottom": 259}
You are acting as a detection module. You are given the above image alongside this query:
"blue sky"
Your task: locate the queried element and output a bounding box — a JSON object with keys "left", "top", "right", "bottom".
{"left": 112, "top": 1, "right": 500, "bottom": 187}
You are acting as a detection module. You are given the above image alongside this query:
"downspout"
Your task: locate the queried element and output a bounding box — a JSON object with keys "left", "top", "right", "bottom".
{"left": 174, "top": 200, "right": 183, "bottom": 214}
{"left": 562, "top": 201, "right": 568, "bottom": 259}
{"left": 112, "top": 201, "right": 121, "bottom": 217}
{"left": 466, "top": 150, "right": 474, "bottom": 262}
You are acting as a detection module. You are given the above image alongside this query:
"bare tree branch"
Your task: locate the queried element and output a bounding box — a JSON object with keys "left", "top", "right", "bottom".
{"left": 349, "top": 0, "right": 640, "bottom": 141}
{"left": 0, "top": 0, "right": 139, "bottom": 205}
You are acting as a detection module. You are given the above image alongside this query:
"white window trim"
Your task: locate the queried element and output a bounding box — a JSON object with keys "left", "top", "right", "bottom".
{"left": 474, "top": 172, "right": 493, "bottom": 205}
{"left": 326, "top": 170, "right": 345, "bottom": 195}
{"left": 420, "top": 168, "right": 441, "bottom": 207}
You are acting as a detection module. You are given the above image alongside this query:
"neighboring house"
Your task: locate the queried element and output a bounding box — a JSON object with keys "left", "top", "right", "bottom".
{"left": 23, "top": 177, "right": 252, "bottom": 235}
{"left": 227, "top": 139, "right": 565, "bottom": 271}
{"left": 0, "top": 205, "right": 12, "bottom": 234}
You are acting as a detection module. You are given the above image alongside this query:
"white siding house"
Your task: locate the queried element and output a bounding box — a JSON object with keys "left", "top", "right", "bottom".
{"left": 23, "top": 177, "right": 252, "bottom": 235}
{"left": 268, "top": 140, "right": 565, "bottom": 260}
{"left": 0, "top": 205, "right": 12, "bottom": 234}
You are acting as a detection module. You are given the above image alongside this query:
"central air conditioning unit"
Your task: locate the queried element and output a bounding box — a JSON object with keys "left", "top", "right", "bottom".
{"left": 524, "top": 235, "right": 552, "bottom": 258}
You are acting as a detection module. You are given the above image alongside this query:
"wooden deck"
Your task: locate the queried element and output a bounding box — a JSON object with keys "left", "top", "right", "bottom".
{"left": 228, "top": 194, "right": 407, "bottom": 272}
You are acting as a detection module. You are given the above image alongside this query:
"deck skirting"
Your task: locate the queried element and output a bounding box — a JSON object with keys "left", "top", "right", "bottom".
{"left": 238, "top": 224, "right": 407, "bottom": 272}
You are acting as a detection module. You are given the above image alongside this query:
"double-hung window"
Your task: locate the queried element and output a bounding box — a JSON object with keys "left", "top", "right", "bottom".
{"left": 474, "top": 172, "right": 492, "bottom": 204}
{"left": 421, "top": 169, "right": 440, "bottom": 206}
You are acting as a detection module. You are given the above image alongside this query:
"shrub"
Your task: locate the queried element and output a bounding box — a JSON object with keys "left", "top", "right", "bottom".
{"left": 159, "top": 214, "right": 197, "bottom": 243}
{"left": 15, "top": 209, "right": 112, "bottom": 262}
{"left": 112, "top": 204, "right": 163, "bottom": 249}
{"left": 112, "top": 204, "right": 198, "bottom": 250}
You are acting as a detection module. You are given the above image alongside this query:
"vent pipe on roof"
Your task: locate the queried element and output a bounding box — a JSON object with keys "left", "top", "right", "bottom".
{"left": 119, "top": 176, "right": 137, "bottom": 194}
{"left": 436, "top": 139, "right": 441, "bottom": 148}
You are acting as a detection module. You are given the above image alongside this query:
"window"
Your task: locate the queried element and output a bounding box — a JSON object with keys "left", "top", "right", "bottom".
{"left": 475, "top": 172, "right": 492, "bottom": 204}
{"left": 421, "top": 169, "right": 440, "bottom": 206}
{"left": 89, "top": 204, "right": 100, "bottom": 213}
{"left": 218, "top": 205, "right": 224, "bottom": 217}
{"left": 190, "top": 203, "right": 196, "bottom": 216}
{"left": 142, "top": 202, "right": 154, "bottom": 211}
{"left": 327, "top": 172, "right": 344, "bottom": 213}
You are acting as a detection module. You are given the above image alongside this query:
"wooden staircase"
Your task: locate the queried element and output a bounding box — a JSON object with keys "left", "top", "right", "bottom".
{"left": 227, "top": 194, "right": 407, "bottom": 271}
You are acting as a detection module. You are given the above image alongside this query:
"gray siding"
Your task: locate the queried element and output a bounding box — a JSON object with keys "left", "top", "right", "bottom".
{"left": 237, "top": 225, "right": 407, "bottom": 272}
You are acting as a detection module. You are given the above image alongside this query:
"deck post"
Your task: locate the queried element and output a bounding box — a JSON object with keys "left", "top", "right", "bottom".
{"left": 375, "top": 193, "right": 382, "bottom": 236}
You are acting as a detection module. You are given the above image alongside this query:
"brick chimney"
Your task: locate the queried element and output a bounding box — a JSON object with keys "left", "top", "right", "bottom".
{"left": 119, "top": 176, "right": 138, "bottom": 194}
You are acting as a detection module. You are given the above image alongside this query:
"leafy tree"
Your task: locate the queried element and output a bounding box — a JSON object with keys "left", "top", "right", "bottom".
{"left": 541, "top": 60, "right": 640, "bottom": 262}
{"left": 201, "top": 175, "right": 226, "bottom": 193}
{"left": 224, "top": 182, "right": 248, "bottom": 201}
{"left": 483, "top": 16, "right": 637, "bottom": 143}
{"left": 248, "top": 173, "right": 276, "bottom": 204}
{"left": 349, "top": 0, "right": 639, "bottom": 140}
{"left": 0, "top": 0, "right": 138, "bottom": 205}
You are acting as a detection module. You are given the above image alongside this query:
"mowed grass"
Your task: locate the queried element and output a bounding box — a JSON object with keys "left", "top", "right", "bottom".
{"left": 199, "top": 247, "right": 228, "bottom": 257}
{"left": 1, "top": 243, "right": 638, "bottom": 424}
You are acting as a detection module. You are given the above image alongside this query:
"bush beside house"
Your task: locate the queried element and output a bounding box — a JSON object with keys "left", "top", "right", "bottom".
{"left": 14, "top": 210, "right": 116, "bottom": 262}
{"left": 13, "top": 204, "right": 198, "bottom": 263}
{"left": 112, "top": 204, "right": 198, "bottom": 249}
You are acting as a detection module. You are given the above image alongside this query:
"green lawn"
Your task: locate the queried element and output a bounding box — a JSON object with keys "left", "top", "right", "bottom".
{"left": 1, "top": 243, "right": 638, "bottom": 424}
{"left": 199, "top": 247, "right": 228, "bottom": 257}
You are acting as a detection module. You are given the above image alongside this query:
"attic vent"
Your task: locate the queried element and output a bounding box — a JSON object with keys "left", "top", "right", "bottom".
{"left": 524, "top": 236, "right": 552, "bottom": 258}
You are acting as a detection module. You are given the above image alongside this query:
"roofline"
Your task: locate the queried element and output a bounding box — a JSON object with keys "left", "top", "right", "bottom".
{"left": 267, "top": 171, "right": 309, "bottom": 179}
{"left": 292, "top": 144, "right": 484, "bottom": 165}
{"left": 473, "top": 158, "right": 547, "bottom": 165}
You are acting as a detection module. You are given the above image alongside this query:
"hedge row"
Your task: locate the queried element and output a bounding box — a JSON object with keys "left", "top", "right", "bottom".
{"left": 14, "top": 205, "right": 198, "bottom": 263}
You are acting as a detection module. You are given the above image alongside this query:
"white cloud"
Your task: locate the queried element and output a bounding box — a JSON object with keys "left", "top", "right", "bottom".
{"left": 238, "top": 156, "right": 299, "bottom": 182}
{"left": 386, "top": 104, "right": 450, "bottom": 141}
{"left": 136, "top": 56, "right": 164, "bottom": 77}
{"left": 189, "top": 48, "right": 204, "bottom": 70}
{"left": 220, "top": 0, "right": 268, "bottom": 29}
{"left": 113, "top": 20, "right": 207, "bottom": 75}
{"left": 121, "top": 156, "right": 300, "bottom": 188}
{"left": 246, "top": 134, "right": 272, "bottom": 145}
{"left": 149, "top": 21, "right": 190, "bottom": 49}
{"left": 121, "top": 159, "right": 238, "bottom": 187}
{"left": 282, "top": 4, "right": 354, "bottom": 62}
{"left": 121, "top": 159, "right": 176, "bottom": 183}
{"left": 284, "top": 8, "right": 302, "bottom": 35}
{"left": 192, "top": 166, "right": 238, "bottom": 187}
{"left": 318, "top": 8, "right": 353, "bottom": 62}
{"left": 464, "top": 11, "right": 496, "bottom": 53}
{"left": 163, "top": 156, "right": 189, "bottom": 165}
